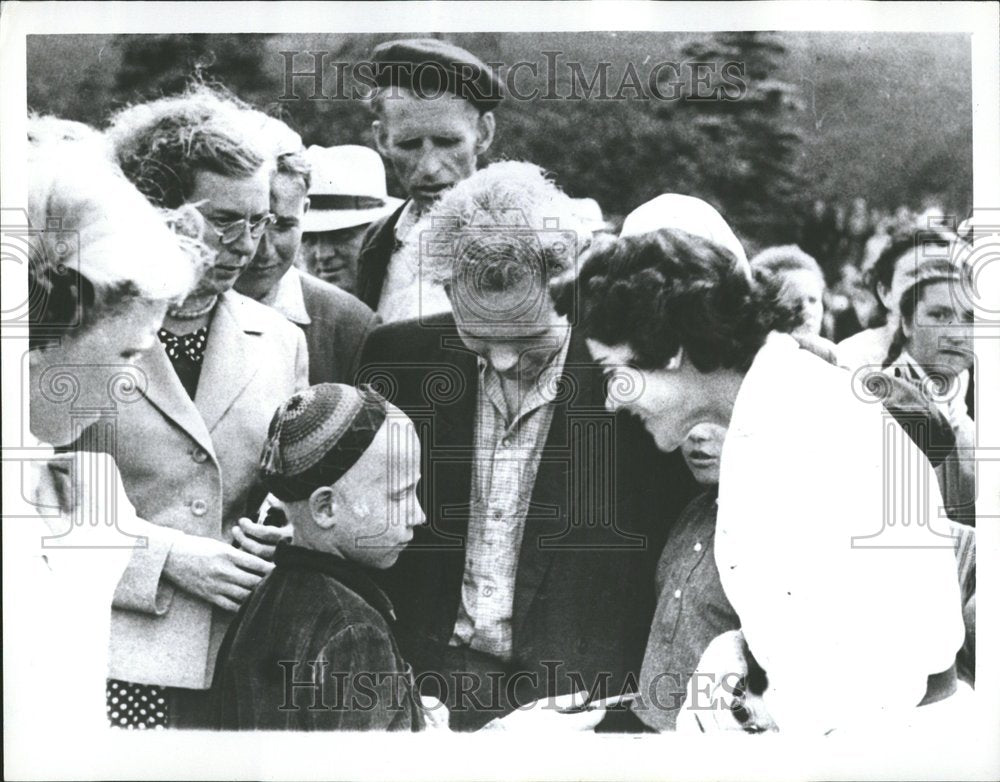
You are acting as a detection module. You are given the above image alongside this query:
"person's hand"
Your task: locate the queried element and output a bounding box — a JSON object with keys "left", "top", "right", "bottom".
{"left": 482, "top": 691, "right": 604, "bottom": 732}
{"left": 419, "top": 695, "right": 451, "bottom": 731}
{"left": 231, "top": 516, "right": 292, "bottom": 561}
{"left": 677, "top": 630, "right": 777, "bottom": 733}
{"left": 163, "top": 534, "right": 274, "bottom": 612}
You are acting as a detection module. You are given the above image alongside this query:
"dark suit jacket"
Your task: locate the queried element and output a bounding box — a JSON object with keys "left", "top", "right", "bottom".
{"left": 298, "top": 271, "right": 379, "bottom": 385}
{"left": 355, "top": 201, "right": 409, "bottom": 311}
{"left": 358, "top": 313, "right": 696, "bottom": 730}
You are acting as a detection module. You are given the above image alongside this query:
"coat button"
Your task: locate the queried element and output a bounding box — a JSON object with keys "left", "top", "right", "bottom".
{"left": 191, "top": 448, "right": 208, "bottom": 463}
{"left": 190, "top": 499, "right": 208, "bottom": 516}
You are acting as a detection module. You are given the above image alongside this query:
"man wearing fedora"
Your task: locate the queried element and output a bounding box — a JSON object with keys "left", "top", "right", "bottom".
{"left": 235, "top": 124, "right": 379, "bottom": 386}
{"left": 356, "top": 38, "right": 502, "bottom": 322}
{"left": 299, "top": 144, "right": 402, "bottom": 296}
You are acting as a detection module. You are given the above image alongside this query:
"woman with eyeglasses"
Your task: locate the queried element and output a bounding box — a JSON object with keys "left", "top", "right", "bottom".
{"left": 97, "top": 86, "right": 308, "bottom": 729}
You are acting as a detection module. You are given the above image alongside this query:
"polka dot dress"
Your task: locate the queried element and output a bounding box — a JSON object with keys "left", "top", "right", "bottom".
{"left": 158, "top": 327, "right": 209, "bottom": 364}
{"left": 107, "top": 679, "right": 168, "bottom": 729}
{"left": 158, "top": 326, "right": 210, "bottom": 400}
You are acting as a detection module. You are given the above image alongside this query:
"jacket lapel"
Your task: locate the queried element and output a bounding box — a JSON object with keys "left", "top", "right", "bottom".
{"left": 195, "top": 292, "right": 260, "bottom": 433}
{"left": 134, "top": 336, "right": 216, "bottom": 458}
{"left": 513, "top": 330, "right": 599, "bottom": 638}
{"left": 357, "top": 201, "right": 408, "bottom": 310}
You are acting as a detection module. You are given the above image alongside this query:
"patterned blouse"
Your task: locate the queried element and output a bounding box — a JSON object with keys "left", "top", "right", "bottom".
{"left": 157, "top": 327, "right": 209, "bottom": 399}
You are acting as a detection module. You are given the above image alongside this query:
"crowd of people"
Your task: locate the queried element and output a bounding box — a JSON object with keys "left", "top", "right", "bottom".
{"left": 13, "top": 37, "right": 977, "bottom": 739}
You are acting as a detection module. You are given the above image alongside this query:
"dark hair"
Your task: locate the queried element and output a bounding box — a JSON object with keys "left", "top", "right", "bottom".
{"left": 869, "top": 231, "right": 950, "bottom": 316}
{"left": 108, "top": 86, "right": 266, "bottom": 209}
{"left": 552, "top": 228, "right": 802, "bottom": 373}
{"left": 882, "top": 270, "right": 966, "bottom": 368}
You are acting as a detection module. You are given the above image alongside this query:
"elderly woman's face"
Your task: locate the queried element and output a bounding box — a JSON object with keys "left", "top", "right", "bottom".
{"left": 29, "top": 298, "right": 167, "bottom": 447}
{"left": 189, "top": 167, "right": 272, "bottom": 296}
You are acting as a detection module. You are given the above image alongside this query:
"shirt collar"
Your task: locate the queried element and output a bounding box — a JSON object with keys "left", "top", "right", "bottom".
{"left": 274, "top": 542, "right": 396, "bottom": 622}
{"left": 262, "top": 267, "right": 311, "bottom": 326}
{"left": 393, "top": 199, "right": 421, "bottom": 245}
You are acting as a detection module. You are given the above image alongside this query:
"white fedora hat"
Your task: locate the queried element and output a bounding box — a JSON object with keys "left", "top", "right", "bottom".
{"left": 302, "top": 145, "right": 404, "bottom": 233}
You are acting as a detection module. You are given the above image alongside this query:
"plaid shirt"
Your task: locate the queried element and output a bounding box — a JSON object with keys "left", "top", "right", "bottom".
{"left": 449, "top": 332, "right": 572, "bottom": 661}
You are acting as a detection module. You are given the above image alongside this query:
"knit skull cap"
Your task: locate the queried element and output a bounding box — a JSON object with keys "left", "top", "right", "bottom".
{"left": 260, "top": 383, "right": 389, "bottom": 502}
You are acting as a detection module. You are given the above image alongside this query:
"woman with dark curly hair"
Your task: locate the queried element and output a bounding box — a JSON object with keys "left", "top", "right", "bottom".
{"left": 552, "top": 228, "right": 968, "bottom": 735}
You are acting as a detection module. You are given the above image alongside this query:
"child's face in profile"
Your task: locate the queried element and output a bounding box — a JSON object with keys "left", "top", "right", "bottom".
{"left": 327, "top": 416, "right": 426, "bottom": 569}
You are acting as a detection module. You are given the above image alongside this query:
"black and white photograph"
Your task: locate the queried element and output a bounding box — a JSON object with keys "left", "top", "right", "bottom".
{"left": 2, "top": 1, "right": 998, "bottom": 780}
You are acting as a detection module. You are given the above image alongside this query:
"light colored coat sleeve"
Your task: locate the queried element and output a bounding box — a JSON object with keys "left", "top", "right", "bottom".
{"left": 107, "top": 292, "right": 309, "bottom": 689}
{"left": 111, "top": 525, "right": 182, "bottom": 615}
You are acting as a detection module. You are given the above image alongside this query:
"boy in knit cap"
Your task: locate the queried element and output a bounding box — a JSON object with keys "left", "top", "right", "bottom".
{"left": 212, "top": 383, "right": 429, "bottom": 730}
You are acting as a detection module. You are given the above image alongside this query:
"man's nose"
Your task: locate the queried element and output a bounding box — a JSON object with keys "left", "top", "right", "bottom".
{"left": 253, "top": 231, "right": 273, "bottom": 262}
{"left": 415, "top": 144, "right": 444, "bottom": 178}
{"left": 228, "top": 225, "right": 258, "bottom": 259}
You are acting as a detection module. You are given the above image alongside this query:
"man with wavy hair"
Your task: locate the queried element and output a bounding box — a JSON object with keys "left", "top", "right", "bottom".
{"left": 359, "top": 161, "right": 695, "bottom": 731}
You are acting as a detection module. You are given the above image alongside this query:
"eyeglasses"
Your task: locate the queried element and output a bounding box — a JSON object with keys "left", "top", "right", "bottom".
{"left": 201, "top": 212, "right": 276, "bottom": 245}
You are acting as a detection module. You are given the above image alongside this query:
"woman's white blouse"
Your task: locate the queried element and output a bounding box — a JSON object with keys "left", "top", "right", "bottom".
{"left": 4, "top": 437, "right": 151, "bottom": 741}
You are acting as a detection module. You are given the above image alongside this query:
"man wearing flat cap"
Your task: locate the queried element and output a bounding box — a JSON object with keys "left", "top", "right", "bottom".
{"left": 357, "top": 38, "right": 502, "bottom": 322}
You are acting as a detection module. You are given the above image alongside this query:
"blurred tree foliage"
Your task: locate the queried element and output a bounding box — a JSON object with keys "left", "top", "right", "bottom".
{"left": 26, "top": 30, "right": 972, "bottom": 270}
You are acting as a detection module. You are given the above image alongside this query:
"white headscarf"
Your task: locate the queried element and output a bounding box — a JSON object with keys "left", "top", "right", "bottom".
{"left": 620, "top": 193, "right": 750, "bottom": 275}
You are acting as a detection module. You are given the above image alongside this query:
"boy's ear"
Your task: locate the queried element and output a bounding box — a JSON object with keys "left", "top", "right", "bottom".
{"left": 308, "top": 486, "right": 338, "bottom": 529}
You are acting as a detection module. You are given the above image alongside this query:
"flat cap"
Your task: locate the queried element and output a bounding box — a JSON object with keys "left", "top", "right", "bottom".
{"left": 370, "top": 38, "right": 503, "bottom": 112}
